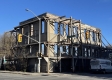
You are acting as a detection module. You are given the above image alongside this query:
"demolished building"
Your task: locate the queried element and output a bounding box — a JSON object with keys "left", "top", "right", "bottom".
{"left": 11, "top": 12, "right": 112, "bottom": 73}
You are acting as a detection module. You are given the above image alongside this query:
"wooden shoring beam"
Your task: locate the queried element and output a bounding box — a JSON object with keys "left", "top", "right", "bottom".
{"left": 44, "top": 16, "right": 80, "bottom": 26}
{"left": 44, "top": 42, "right": 71, "bottom": 46}
{"left": 44, "top": 43, "right": 57, "bottom": 56}
{"left": 49, "top": 59, "right": 57, "bottom": 72}
{"left": 59, "top": 19, "right": 70, "bottom": 23}
{"left": 49, "top": 21, "right": 68, "bottom": 44}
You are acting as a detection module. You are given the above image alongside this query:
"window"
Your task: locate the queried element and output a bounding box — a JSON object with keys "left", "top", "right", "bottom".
{"left": 85, "top": 48, "right": 87, "bottom": 57}
{"left": 106, "top": 62, "right": 111, "bottom": 65}
{"left": 54, "top": 45, "right": 57, "bottom": 54}
{"left": 85, "top": 30, "right": 90, "bottom": 40}
{"left": 30, "top": 46, "right": 32, "bottom": 54}
{"left": 41, "top": 44, "right": 44, "bottom": 54}
{"left": 98, "top": 33, "right": 101, "bottom": 42}
{"left": 109, "top": 53, "right": 112, "bottom": 58}
{"left": 75, "top": 27, "right": 78, "bottom": 38}
{"left": 92, "top": 49, "right": 94, "bottom": 53}
{"left": 90, "top": 61, "right": 99, "bottom": 65}
{"left": 92, "top": 31, "right": 96, "bottom": 41}
{"left": 42, "top": 21, "right": 45, "bottom": 33}
{"left": 100, "top": 61, "right": 111, "bottom": 66}
{"left": 66, "top": 24, "right": 68, "bottom": 35}
{"left": 55, "top": 23, "right": 58, "bottom": 34}
{"left": 73, "top": 27, "right": 76, "bottom": 35}
{"left": 60, "top": 24, "right": 64, "bottom": 35}
{"left": 84, "top": 29, "right": 86, "bottom": 40}
{"left": 73, "top": 26, "right": 78, "bottom": 38}
{"left": 88, "top": 49, "right": 90, "bottom": 57}
{"left": 75, "top": 47, "right": 78, "bottom": 56}
{"left": 31, "top": 24, "right": 33, "bottom": 36}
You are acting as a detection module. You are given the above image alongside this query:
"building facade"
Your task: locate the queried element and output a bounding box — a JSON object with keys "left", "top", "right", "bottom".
{"left": 12, "top": 13, "right": 112, "bottom": 72}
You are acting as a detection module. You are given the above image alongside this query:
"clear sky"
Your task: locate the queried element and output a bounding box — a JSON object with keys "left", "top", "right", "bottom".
{"left": 0, "top": 0, "right": 112, "bottom": 45}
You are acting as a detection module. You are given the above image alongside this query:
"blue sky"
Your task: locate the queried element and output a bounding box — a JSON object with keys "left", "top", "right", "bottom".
{"left": 0, "top": 0, "right": 112, "bottom": 45}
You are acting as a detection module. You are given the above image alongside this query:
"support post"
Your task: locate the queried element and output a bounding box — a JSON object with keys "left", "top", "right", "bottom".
{"left": 57, "top": 23, "right": 60, "bottom": 72}
{"left": 60, "top": 52, "right": 61, "bottom": 73}
{"left": 71, "top": 44, "right": 74, "bottom": 72}
{"left": 25, "top": 9, "right": 42, "bottom": 73}
{"left": 79, "top": 20, "right": 84, "bottom": 71}
{"left": 28, "top": 33, "right": 30, "bottom": 44}
{"left": 47, "top": 20, "right": 49, "bottom": 73}
{"left": 70, "top": 17, "right": 74, "bottom": 72}
{"left": 47, "top": 44, "right": 49, "bottom": 73}
{"left": 47, "top": 58, "right": 49, "bottom": 73}
{"left": 28, "top": 26, "right": 30, "bottom": 44}
{"left": 79, "top": 20, "right": 82, "bottom": 55}
{"left": 38, "top": 58, "right": 41, "bottom": 73}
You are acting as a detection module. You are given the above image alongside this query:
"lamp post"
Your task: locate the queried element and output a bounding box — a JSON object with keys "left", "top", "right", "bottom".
{"left": 25, "top": 9, "right": 41, "bottom": 73}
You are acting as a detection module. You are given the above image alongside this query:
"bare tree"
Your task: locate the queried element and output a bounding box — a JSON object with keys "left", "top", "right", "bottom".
{"left": 0, "top": 32, "right": 29, "bottom": 71}
{"left": 0, "top": 32, "right": 15, "bottom": 56}
{"left": 0, "top": 32, "right": 16, "bottom": 70}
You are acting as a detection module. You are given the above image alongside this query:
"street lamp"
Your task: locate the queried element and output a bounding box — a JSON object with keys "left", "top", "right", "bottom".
{"left": 25, "top": 9, "right": 40, "bottom": 20}
{"left": 25, "top": 9, "right": 41, "bottom": 73}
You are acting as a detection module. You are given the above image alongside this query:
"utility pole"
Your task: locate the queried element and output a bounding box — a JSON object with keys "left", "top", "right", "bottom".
{"left": 38, "top": 19, "right": 42, "bottom": 73}
{"left": 25, "top": 9, "right": 41, "bottom": 73}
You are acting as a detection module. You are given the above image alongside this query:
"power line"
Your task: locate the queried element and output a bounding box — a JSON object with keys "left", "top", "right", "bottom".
{"left": 101, "top": 33, "right": 112, "bottom": 47}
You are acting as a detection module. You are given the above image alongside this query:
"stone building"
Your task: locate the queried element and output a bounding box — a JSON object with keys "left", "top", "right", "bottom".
{"left": 12, "top": 12, "right": 111, "bottom": 72}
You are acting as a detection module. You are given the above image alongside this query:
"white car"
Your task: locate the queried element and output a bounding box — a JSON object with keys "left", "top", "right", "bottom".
{"left": 90, "top": 59, "right": 112, "bottom": 73}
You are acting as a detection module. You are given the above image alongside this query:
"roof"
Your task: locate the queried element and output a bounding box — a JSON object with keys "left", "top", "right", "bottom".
{"left": 14, "top": 12, "right": 100, "bottom": 31}
{"left": 19, "top": 12, "right": 60, "bottom": 25}
{"left": 91, "top": 58, "right": 111, "bottom": 61}
{"left": 14, "top": 12, "right": 60, "bottom": 29}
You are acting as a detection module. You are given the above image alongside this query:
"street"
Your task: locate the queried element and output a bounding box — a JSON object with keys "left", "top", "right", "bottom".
{"left": 0, "top": 72, "right": 112, "bottom": 80}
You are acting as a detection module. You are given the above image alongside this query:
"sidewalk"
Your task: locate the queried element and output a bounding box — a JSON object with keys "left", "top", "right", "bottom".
{"left": 0, "top": 70, "right": 72, "bottom": 76}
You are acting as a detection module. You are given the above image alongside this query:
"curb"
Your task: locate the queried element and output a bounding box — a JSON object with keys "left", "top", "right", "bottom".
{"left": 0, "top": 71, "right": 32, "bottom": 75}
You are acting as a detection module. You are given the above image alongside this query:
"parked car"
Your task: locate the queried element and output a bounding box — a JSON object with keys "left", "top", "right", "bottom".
{"left": 90, "top": 59, "right": 112, "bottom": 73}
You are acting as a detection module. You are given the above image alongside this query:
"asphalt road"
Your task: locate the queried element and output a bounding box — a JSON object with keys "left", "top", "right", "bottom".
{"left": 0, "top": 72, "right": 112, "bottom": 80}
